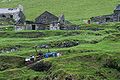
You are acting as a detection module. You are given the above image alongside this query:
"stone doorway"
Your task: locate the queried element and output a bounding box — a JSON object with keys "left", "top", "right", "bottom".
{"left": 32, "top": 25, "right": 36, "bottom": 30}
{"left": 106, "top": 18, "right": 111, "bottom": 22}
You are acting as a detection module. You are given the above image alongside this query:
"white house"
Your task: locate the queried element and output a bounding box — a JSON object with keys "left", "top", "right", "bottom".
{"left": 0, "top": 5, "right": 25, "bottom": 24}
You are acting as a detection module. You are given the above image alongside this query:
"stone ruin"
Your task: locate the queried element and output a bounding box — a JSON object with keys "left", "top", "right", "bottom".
{"left": 90, "top": 4, "right": 120, "bottom": 24}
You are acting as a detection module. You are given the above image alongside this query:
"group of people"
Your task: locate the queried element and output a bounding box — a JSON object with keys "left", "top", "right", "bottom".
{"left": 25, "top": 51, "right": 62, "bottom": 65}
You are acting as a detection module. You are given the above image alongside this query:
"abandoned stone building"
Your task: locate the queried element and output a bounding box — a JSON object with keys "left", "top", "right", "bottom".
{"left": 90, "top": 4, "right": 120, "bottom": 24}
{"left": 0, "top": 5, "right": 25, "bottom": 25}
{"left": 15, "top": 11, "right": 80, "bottom": 31}
{"left": 35, "top": 11, "right": 62, "bottom": 30}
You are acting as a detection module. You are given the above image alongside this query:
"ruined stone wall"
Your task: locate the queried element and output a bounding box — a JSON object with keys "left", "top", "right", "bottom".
{"left": 90, "top": 9, "right": 120, "bottom": 24}
{"left": 0, "top": 11, "right": 25, "bottom": 24}
{"left": 91, "top": 14, "right": 116, "bottom": 24}
{"left": 36, "top": 24, "right": 49, "bottom": 30}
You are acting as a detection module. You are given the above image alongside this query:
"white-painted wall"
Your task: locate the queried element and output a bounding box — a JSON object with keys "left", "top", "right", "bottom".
{"left": 50, "top": 23, "right": 60, "bottom": 30}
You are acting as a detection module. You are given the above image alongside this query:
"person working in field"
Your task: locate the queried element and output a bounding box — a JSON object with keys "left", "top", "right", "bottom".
{"left": 36, "top": 50, "right": 44, "bottom": 61}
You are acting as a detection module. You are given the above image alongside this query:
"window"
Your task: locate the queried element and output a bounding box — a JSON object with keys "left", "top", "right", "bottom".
{"left": 10, "top": 15, "right": 13, "bottom": 18}
{"left": 2, "top": 15, "right": 6, "bottom": 18}
{"left": 8, "top": 8, "right": 14, "bottom": 10}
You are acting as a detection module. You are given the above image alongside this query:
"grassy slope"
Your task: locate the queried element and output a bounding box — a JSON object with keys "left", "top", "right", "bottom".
{"left": 0, "top": 0, "right": 120, "bottom": 24}
{"left": 0, "top": 25, "right": 120, "bottom": 79}
{"left": 0, "top": 0, "right": 120, "bottom": 79}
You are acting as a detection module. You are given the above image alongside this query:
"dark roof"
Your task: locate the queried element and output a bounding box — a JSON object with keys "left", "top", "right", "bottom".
{"left": 25, "top": 20, "right": 34, "bottom": 24}
{"left": 115, "top": 4, "right": 120, "bottom": 11}
{"left": 35, "top": 11, "right": 58, "bottom": 24}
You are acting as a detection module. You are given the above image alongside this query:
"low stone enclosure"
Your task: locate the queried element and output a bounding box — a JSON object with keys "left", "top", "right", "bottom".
{"left": 37, "top": 39, "right": 80, "bottom": 49}
{"left": 38, "top": 39, "right": 102, "bottom": 49}
{"left": 0, "top": 45, "right": 21, "bottom": 54}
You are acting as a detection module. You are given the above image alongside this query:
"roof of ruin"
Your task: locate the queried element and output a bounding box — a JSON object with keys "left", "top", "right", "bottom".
{"left": 0, "top": 8, "right": 20, "bottom": 14}
{"left": 35, "top": 11, "right": 59, "bottom": 24}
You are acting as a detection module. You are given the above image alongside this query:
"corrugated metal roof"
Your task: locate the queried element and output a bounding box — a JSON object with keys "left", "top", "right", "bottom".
{"left": 0, "top": 8, "right": 20, "bottom": 14}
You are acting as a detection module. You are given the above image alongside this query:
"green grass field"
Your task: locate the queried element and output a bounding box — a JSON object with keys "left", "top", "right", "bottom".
{"left": 0, "top": 0, "right": 120, "bottom": 80}
{"left": 0, "top": 24, "right": 120, "bottom": 79}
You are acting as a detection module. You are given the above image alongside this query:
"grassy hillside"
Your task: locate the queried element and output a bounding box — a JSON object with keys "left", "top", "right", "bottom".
{"left": 0, "top": 23, "right": 120, "bottom": 79}
{"left": 0, "top": 0, "right": 120, "bottom": 24}
{"left": 0, "top": 0, "right": 120, "bottom": 80}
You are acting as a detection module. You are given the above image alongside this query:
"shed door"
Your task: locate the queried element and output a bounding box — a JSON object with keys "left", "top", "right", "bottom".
{"left": 106, "top": 18, "right": 111, "bottom": 22}
{"left": 10, "top": 15, "right": 13, "bottom": 18}
{"left": 32, "top": 25, "right": 36, "bottom": 30}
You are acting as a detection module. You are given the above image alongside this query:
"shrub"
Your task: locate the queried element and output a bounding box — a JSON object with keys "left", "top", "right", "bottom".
{"left": 0, "top": 63, "right": 11, "bottom": 71}
{"left": 103, "top": 58, "right": 119, "bottom": 70}
{"left": 0, "top": 56, "right": 25, "bottom": 71}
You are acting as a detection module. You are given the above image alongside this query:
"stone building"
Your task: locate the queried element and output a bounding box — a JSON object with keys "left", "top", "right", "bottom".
{"left": 0, "top": 5, "right": 25, "bottom": 24}
{"left": 35, "top": 11, "right": 60, "bottom": 30}
{"left": 90, "top": 4, "right": 120, "bottom": 24}
{"left": 35, "top": 11, "right": 59, "bottom": 24}
{"left": 15, "top": 11, "right": 80, "bottom": 31}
